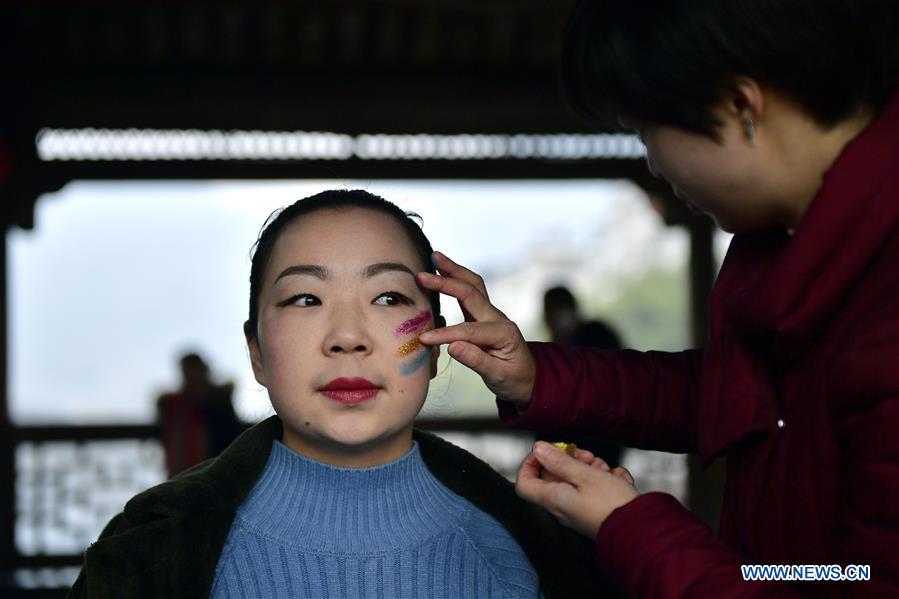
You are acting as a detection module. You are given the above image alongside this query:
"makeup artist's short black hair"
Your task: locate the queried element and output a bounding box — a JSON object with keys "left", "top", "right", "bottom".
{"left": 245, "top": 190, "right": 442, "bottom": 339}
{"left": 562, "top": 0, "right": 899, "bottom": 136}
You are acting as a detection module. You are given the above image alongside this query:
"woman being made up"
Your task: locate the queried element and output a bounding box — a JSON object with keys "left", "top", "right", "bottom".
{"left": 417, "top": 0, "right": 899, "bottom": 596}
{"left": 68, "top": 190, "right": 613, "bottom": 598}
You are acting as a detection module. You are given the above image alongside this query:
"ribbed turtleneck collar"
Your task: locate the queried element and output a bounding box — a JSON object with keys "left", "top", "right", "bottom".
{"left": 234, "top": 440, "right": 470, "bottom": 553}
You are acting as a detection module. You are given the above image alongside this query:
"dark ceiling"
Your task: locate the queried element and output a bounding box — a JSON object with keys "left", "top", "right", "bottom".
{"left": 1, "top": 1, "right": 682, "bottom": 230}
{"left": 14, "top": 1, "right": 584, "bottom": 133}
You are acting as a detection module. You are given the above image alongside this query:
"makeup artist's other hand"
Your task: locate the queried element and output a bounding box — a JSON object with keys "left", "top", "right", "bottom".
{"left": 416, "top": 252, "right": 535, "bottom": 408}
{"left": 538, "top": 447, "right": 631, "bottom": 484}
{"left": 517, "top": 441, "right": 639, "bottom": 539}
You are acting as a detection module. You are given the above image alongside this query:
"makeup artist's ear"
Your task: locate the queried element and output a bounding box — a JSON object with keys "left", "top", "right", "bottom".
{"left": 244, "top": 321, "right": 267, "bottom": 387}
{"left": 724, "top": 76, "right": 765, "bottom": 141}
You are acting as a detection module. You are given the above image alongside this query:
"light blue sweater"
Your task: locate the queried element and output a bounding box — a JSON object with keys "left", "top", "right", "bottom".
{"left": 211, "top": 440, "right": 540, "bottom": 598}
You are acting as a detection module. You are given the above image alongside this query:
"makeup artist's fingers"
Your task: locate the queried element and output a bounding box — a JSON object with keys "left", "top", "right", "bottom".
{"left": 574, "top": 448, "right": 598, "bottom": 465}
{"left": 431, "top": 252, "right": 489, "bottom": 298}
{"left": 516, "top": 442, "right": 640, "bottom": 538}
{"left": 518, "top": 449, "right": 545, "bottom": 482}
{"left": 542, "top": 454, "right": 611, "bottom": 483}
{"left": 417, "top": 254, "right": 499, "bottom": 325}
{"left": 416, "top": 272, "right": 504, "bottom": 323}
{"left": 543, "top": 449, "right": 606, "bottom": 479}
{"left": 611, "top": 466, "right": 636, "bottom": 487}
{"left": 418, "top": 320, "right": 535, "bottom": 406}
{"left": 577, "top": 451, "right": 614, "bottom": 473}
{"left": 419, "top": 320, "right": 518, "bottom": 349}
{"left": 416, "top": 260, "right": 536, "bottom": 407}
{"left": 541, "top": 471, "right": 565, "bottom": 483}
{"left": 448, "top": 341, "right": 535, "bottom": 407}
{"left": 446, "top": 340, "right": 514, "bottom": 383}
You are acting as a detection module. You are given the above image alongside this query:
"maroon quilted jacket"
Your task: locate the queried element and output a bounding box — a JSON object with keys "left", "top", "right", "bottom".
{"left": 500, "top": 87, "right": 899, "bottom": 597}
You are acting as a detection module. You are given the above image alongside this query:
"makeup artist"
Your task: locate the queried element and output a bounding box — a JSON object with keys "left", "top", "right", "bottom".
{"left": 417, "top": 0, "right": 899, "bottom": 595}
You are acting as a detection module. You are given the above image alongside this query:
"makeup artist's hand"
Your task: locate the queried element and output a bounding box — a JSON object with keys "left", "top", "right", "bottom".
{"left": 416, "top": 252, "right": 535, "bottom": 408}
{"left": 517, "top": 441, "right": 639, "bottom": 539}
{"left": 539, "top": 447, "right": 629, "bottom": 484}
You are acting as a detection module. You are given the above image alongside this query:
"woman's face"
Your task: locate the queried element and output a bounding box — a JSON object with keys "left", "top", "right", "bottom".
{"left": 626, "top": 115, "right": 781, "bottom": 233}
{"left": 246, "top": 208, "right": 439, "bottom": 467}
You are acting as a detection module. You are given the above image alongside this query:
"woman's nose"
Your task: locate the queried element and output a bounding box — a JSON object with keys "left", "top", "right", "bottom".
{"left": 323, "top": 311, "right": 373, "bottom": 356}
{"left": 328, "top": 340, "right": 368, "bottom": 354}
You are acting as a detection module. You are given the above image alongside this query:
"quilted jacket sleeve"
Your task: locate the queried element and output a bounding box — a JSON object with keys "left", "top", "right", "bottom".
{"left": 593, "top": 494, "right": 804, "bottom": 597}
{"left": 498, "top": 342, "right": 704, "bottom": 453}
{"left": 596, "top": 385, "right": 899, "bottom": 599}
{"left": 833, "top": 373, "right": 899, "bottom": 593}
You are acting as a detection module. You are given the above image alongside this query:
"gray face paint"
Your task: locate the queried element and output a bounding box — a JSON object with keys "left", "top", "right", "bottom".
{"left": 400, "top": 350, "right": 431, "bottom": 377}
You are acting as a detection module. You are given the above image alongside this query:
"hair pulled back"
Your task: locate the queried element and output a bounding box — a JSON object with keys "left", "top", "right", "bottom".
{"left": 245, "top": 189, "right": 442, "bottom": 339}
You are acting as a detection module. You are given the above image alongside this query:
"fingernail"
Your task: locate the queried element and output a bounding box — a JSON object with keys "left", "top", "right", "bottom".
{"left": 430, "top": 252, "right": 441, "bottom": 269}
{"left": 534, "top": 442, "right": 551, "bottom": 457}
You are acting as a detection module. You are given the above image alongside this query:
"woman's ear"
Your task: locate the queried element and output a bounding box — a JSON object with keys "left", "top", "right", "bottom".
{"left": 429, "top": 345, "right": 441, "bottom": 380}
{"left": 726, "top": 76, "right": 766, "bottom": 137}
{"left": 244, "top": 321, "right": 267, "bottom": 387}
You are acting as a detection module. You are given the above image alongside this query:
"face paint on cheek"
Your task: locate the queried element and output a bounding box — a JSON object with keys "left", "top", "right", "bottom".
{"left": 397, "top": 325, "right": 433, "bottom": 356}
{"left": 400, "top": 349, "right": 431, "bottom": 377}
{"left": 397, "top": 327, "right": 433, "bottom": 375}
{"left": 396, "top": 310, "right": 432, "bottom": 336}
{"left": 395, "top": 311, "right": 435, "bottom": 376}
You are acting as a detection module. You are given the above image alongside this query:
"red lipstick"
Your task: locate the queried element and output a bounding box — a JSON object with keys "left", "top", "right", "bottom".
{"left": 319, "top": 377, "right": 381, "bottom": 405}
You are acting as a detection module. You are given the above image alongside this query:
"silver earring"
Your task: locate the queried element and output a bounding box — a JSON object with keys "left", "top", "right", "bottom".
{"left": 744, "top": 117, "right": 756, "bottom": 145}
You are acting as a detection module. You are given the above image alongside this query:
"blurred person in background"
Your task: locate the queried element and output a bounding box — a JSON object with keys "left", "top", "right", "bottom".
{"left": 543, "top": 285, "right": 624, "bottom": 468}
{"left": 543, "top": 285, "right": 621, "bottom": 351}
{"left": 418, "top": 0, "right": 899, "bottom": 595}
{"left": 157, "top": 352, "right": 242, "bottom": 477}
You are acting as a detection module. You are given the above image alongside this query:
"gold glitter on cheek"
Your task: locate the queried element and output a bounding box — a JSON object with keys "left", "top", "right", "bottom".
{"left": 397, "top": 325, "right": 433, "bottom": 356}
{"left": 397, "top": 338, "right": 421, "bottom": 356}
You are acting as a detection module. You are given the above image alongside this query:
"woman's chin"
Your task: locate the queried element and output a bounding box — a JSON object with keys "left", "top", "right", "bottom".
{"left": 319, "top": 427, "right": 413, "bottom": 461}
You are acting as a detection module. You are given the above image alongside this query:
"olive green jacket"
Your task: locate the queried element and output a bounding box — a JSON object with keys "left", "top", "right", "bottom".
{"left": 68, "top": 417, "right": 617, "bottom": 598}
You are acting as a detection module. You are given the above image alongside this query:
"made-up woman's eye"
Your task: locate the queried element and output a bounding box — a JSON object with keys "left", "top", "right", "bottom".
{"left": 279, "top": 294, "right": 321, "bottom": 308}
{"left": 373, "top": 292, "right": 412, "bottom": 306}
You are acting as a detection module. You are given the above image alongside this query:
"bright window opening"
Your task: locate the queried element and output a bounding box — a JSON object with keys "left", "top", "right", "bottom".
{"left": 10, "top": 179, "right": 688, "bottom": 425}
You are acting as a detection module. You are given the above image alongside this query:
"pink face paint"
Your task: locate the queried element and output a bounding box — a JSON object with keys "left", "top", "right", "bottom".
{"left": 395, "top": 310, "right": 432, "bottom": 337}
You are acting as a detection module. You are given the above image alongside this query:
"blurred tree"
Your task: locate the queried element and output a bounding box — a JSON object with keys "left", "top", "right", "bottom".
{"left": 590, "top": 265, "right": 688, "bottom": 352}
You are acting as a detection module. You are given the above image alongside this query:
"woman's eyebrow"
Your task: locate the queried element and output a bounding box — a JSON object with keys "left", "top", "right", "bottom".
{"left": 363, "top": 262, "right": 415, "bottom": 279}
{"left": 274, "top": 264, "right": 328, "bottom": 283}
